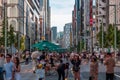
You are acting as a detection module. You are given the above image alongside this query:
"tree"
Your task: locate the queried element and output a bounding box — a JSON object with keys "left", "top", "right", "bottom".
{"left": 97, "top": 24, "right": 115, "bottom": 48}
{"left": 0, "top": 19, "right": 8, "bottom": 46}
{"left": 105, "top": 24, "right": 114, "bottom": 47}
{"left": 7, "top": 24, "right": 15, "bottom": 46}
{"left": 97, "top": 25, "right": 103, "bottom": 48}
{"left": 117, "top": 28, "right": 120, "bottom": 48}
{"left": 77, "top": 39, "right": 84, "bottom": 52}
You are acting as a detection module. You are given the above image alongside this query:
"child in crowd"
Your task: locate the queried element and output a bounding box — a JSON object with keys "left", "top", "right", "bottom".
{"left": 35, "top": 64, "right": 45, "bottom": 80}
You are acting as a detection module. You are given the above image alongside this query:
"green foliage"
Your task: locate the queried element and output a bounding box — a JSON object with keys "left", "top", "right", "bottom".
{"left": 7, "top": 24, "right": 15, "bottom": 46}
{"left": 14, "top": 33, "right": 19, "bottom": 49}
{"left": 97, "top": 25, "right": 102, "bottom": 47}
{"left": 117, "top": 29, "right": 120, "bottom": 48}
{"left": 0, "top": 19, "right": 8, "bottom": 46}
{"left": 77, "top": 39, "right": 84, "bottom": 52}
{"left": 105, "top": 24, "right": 114, "bottom": 47}
{"left": 0, "top": 19, "right": 16, "bottom": 48}
{"left": 97, "top": 24, "right": 120, "bottom": 48}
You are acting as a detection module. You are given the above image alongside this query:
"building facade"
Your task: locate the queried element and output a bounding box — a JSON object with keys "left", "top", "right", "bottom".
{"left": 72, "top": 0, "right": 82, "bottom": 47}
{"left": 63, "top": 23, "right": 72, "bottom": 48}
{"left": 24, "top": 0, "right": 41, "bottom": 49}
{"left": 109, "top": 0, "right": 120, "bottom": 29}
{"left": 43, "top": 0, "right": 51, "bottom": 41}
{"left": 51, "top": 26, "right": 57, "bottom": 42}
{"left": 96, "top": 0, "right": 109, "bottom": 32}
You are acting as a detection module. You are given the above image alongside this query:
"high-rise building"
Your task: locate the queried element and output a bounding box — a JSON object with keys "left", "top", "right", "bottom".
{"left": 96, "top": 0, "right": 109, "bottom": 32}
{"left": 24, "top": 0, "right": 41, "bottom": 49}
{"left": 43, "top": 0, "right": 51, "bottom": 41}
{"left": 72, "top": 0, "right": 82, "bottom": 47}
{"left": 63, "top": 23, "right": 72, "bottom": 48}
{"left": 57, "top": 32, "right": 63, "bottom": 47}
{"left": 51, "top": 26, "right": 57, "bottom": 42}
{"left": 109, "top": 0, "right": 120, "bottom": 29}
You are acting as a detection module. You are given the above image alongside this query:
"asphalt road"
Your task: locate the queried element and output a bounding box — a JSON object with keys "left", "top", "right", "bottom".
{"left": 20, "top": 61, "right": 120, "bottom": 80}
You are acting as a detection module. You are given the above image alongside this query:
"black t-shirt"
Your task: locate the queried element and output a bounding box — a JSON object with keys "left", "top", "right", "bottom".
{"left": 57, "top": 63, "right": 65, "bottom": 72}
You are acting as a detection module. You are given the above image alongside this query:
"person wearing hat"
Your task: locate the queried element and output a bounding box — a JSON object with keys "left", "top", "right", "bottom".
{"left": 104, "top": 53, "right": 115, "bottom": 80}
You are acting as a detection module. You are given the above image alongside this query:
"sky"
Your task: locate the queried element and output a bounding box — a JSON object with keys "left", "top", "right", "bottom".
{"left": 50, "top": 0, "right": 74, "bottom": 32}
{"left": 50, "top": 0, "right": 96, "bottom": 32}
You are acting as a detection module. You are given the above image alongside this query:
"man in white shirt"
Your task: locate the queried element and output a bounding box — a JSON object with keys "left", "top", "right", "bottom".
{"left": 3, "top": 54, "right": 15, "bottom": 80}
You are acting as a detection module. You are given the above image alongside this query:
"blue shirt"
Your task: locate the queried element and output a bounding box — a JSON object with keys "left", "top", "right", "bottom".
{"left": 4, "top": 61, "right": 14, "bottom": 80}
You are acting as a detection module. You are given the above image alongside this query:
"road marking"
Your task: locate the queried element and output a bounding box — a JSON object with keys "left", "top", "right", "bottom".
{"left": 115, "top": 74, "right": 120, "bottom": 78}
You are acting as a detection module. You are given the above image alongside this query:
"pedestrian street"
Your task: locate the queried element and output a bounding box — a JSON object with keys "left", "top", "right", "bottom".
{"left": 20, "top": 60, "right": 120, "bottom": 80}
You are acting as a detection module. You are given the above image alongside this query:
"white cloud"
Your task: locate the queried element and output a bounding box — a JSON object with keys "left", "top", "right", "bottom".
{"left": 51, "top": 14, "right": 72, "bottom": 32}
{"left": 50, "top": 0, "right": 74, "bottom": 32}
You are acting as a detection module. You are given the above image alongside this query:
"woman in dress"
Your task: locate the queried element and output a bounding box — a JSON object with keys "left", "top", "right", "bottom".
{"left": 13, "top": 57, "right": 21, "bottom": 80}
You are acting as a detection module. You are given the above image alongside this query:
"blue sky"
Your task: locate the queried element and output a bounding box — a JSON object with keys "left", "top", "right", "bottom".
{"left": 50, "top": 0, "right": 96, "bottom": 32}
{"left": 50, "top": 0, "right": 74, "bottom": 32}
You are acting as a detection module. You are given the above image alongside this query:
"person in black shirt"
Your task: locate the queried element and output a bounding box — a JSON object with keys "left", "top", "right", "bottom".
{"left": 57, "top": 60, "right": 65, "bottom": 80}
{"left": 40, "top": 52, "right": 45, "bottom": 60}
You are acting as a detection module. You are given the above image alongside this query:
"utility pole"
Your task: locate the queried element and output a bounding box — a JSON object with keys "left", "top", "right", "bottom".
{"left": 114, "top": 4, "right": 117, "bottom": 54}
{"left": 102, "top": 16, "right": 104, "bottom": 52}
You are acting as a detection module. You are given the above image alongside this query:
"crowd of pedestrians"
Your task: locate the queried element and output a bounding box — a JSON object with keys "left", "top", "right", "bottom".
{"left": 30, "top": 51, "right": 117, "bottom": 80}
{"left": 0, "top": 50, "right": 118, "bottom": 80}
{"left": 0, "top": 53, "right": 21, "bottom": 80}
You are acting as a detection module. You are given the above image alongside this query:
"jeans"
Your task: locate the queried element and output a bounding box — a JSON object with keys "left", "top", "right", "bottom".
{"left": 0, "top": 67, "right": 4, "bottom": 80}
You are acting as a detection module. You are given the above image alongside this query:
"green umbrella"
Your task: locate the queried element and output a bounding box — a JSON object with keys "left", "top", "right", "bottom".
{"left": 31, "top": 40, "right": 60, "bottom": 51}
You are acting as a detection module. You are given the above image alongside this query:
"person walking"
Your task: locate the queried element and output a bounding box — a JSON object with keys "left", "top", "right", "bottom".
{"left": 3, "top": 54, "right": 15, "bottom": 80}
{"left": 90, "top": 57, "right": 98, "bottom": 80}
{"left": 71, "top": 54, "right": 81, "bottom": 80}
{"left": 35, "top": 64, "right": 45, "bottom": 80}
{"left": 104, "top": 53, "right": 115, "bottom": 80}
{"left": 13, "top": 57, "right": 21, "bottom": 80}
{"left": 57, "top": 60, "right": 65, "bottom": 80}
{"left": 25, "top": 51, "right": 30, "bottom": 65}
{"left": 0, "top": 54, "right": 5, "bottom": 80}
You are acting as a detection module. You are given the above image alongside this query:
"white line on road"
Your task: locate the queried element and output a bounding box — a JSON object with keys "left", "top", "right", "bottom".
{"left": 115, "top": 74, "right": 120, "bottom": 78}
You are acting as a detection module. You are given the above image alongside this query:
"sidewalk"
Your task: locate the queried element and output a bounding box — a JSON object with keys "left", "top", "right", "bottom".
{"left": 116, "top": 61, "right": 120, "bottom": 67}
